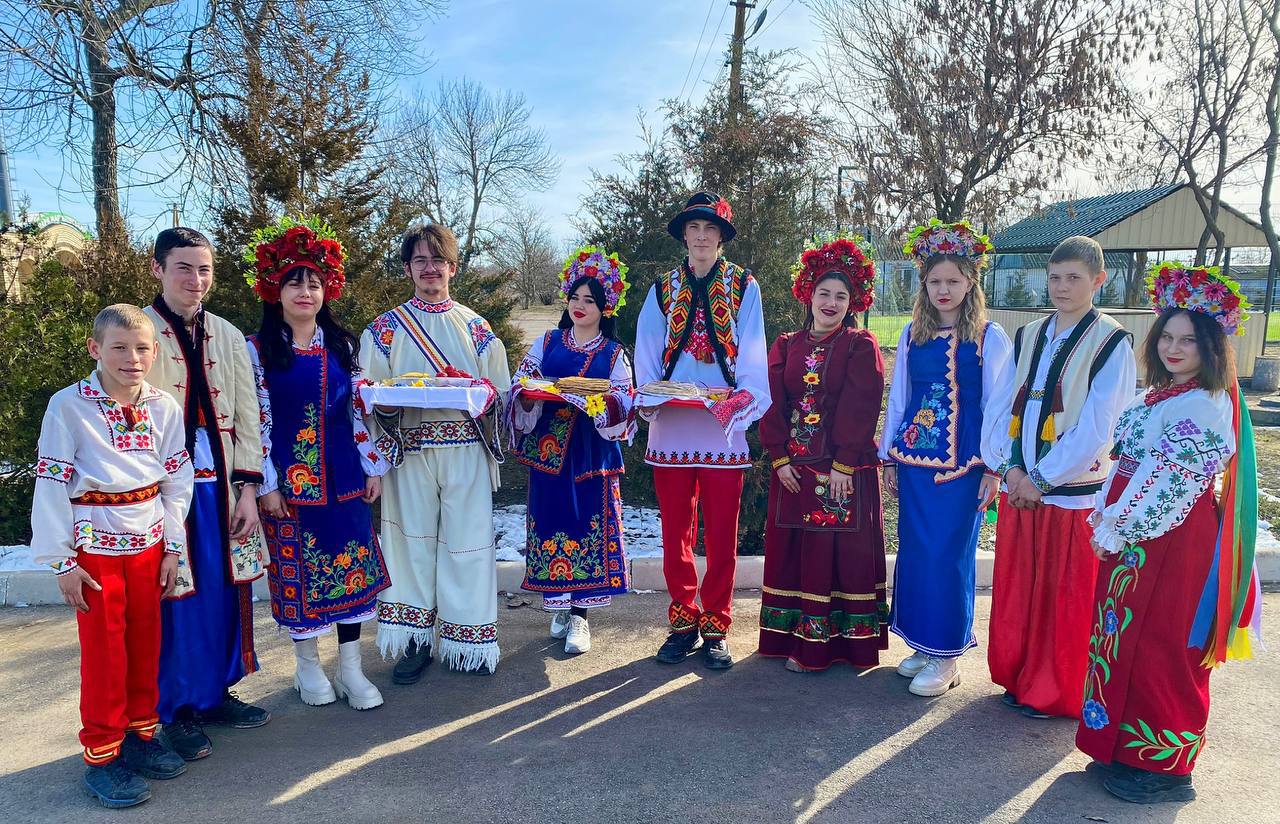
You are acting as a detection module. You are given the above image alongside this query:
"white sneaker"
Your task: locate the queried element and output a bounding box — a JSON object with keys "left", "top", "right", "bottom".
{"left": 908, "top": 656, "right": 961, "bottom": 697}
{"left": 292, "top": 636, "right": 336, "bottom": 706}
{"left": 333, "top": 639, "right": 384, "bottom": 710}
{"left": 550, "top": 611, "right": 571, "bottom": 639}
{"left": 564, "top": 615, "right": 591, "bottom": 654}
{"left": 897, "top": 651, "right": 930, "bottom": 678}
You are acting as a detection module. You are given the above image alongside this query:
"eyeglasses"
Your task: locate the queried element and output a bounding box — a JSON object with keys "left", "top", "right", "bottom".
{"left": 408, "top": 256, "right": 453, "bottom": 271}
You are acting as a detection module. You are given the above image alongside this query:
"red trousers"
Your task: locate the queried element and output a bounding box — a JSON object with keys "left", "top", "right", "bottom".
{"left": 988, "top": 495, "right": 1099, "bottom": 718}
{"left": 75, "top": 544, "right": 164, "bottom": 765}
{"left": 653, "top": 466, "right": 745, "bottom": 639}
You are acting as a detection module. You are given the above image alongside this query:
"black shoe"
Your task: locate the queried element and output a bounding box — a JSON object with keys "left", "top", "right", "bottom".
{"left": 393, "top": 640, "right": 434, "bottom": 685}
{"left": 1020, "top": 704, "right": 1053, "bottom": 720}
{"left": 1084, "top": 760, "right": 1113, "bottom": 780}
{"left": 703, "top": 639, "right": 734, "bottom": 670}
{"left": 120, "top": 733, "right": 186, "bottom": 779}
{"left": 162, "top": 719, "right": 212, "bottom": 761}
{"left": 1103, "top": 767, "right": 1196, "bottom": 804}
{"left": 195, "top": 691, "right": 271, "bottom": 729}
{"left": 1000, "top": 691, "right": 1024, "bottom": 710}
{"left": 654, "top": 631, "right": 701, "bottom": 664}
{"left": 83, "top": 760, "right": 151, "bottom": 809}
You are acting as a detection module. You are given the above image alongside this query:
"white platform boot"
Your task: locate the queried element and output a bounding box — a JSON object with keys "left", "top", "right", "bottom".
{"left": 334, "top": 640, "right": 384, "bottom": 710}
{"left": 908, "top": 656, "right": 961, "bottom": 697}
{"left": 293, "top": 637, "right": 337, "bottom": 706}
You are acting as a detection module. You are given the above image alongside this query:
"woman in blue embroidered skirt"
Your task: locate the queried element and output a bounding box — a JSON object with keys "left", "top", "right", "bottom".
{"left": 509, "top": 246, "right": 635, "bottom": 655}
{"left": 245, "top": 218, "right": 392, "bottom": 710}
{"left": 880, "top": 221, "right": 1011, "bottom": 697}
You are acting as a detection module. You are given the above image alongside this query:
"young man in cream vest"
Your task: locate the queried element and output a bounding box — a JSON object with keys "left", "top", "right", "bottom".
{"left": 144, "top": 228, "right": 271, "bottom": 762}
{"left": 986, "top": 236, "right": 1136, "bottom": 720}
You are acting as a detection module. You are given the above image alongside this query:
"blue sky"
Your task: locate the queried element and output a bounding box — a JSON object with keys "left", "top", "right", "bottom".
{"left": 4, "top": 0, "right": 814, "bottom": 243}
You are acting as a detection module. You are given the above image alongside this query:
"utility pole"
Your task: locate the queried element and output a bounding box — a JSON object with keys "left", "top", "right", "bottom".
{"left": 727, "top": 0, "right": 752, "bottom": 124}
{"left": 170, "top": 203, "right": 180, "bottom": 228}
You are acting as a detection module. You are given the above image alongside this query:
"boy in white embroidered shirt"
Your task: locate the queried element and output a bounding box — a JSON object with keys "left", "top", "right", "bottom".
{"left": 30, "top": 304, "right": 194, "bottom": 809}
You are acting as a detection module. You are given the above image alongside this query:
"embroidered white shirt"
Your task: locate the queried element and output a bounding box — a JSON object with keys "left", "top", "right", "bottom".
{"left": 31, "top": 372, "right": 194, "bottom": 573}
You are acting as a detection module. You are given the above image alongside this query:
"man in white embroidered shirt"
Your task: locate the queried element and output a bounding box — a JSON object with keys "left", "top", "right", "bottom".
{"left": 360, "top": 220, "right": 510, "bottom": 680}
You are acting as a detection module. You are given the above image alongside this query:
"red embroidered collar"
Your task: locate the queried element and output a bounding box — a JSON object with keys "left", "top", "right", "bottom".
{"left": 1144, "top": 378, "right": 1200, "bottom": 406}
{"left": 410, "top": 296, "right": 454, "bottom": 313}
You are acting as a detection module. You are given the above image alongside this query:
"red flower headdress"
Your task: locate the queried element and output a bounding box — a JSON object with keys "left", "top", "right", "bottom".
{"left": 242, "top": 215, "right": 347, "bottom": 304}
{"left": 789, "top": 233, "right": 877, "bottom": 313}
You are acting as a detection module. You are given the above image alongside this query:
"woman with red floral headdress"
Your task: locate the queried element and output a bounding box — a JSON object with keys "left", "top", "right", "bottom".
{"left": 757, "top": 234, "right": 890, "bottom": 671}
{"left": 244, "top": 216, "right": 393, "bottom": 711}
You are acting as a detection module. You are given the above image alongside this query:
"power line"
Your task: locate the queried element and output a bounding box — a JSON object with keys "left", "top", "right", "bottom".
{"left": 688, "top": 0, "right": 731, "bottom": 103}
{"left": 677, "top": 0, "right": 719, "bottom": 102}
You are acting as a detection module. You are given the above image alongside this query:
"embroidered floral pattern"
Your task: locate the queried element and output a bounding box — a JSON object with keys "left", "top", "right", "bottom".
{"left": 895, "top": 381, "right": 949, "bottom": 452}
{"left": 301, "top": 533, "right": 385, "bottom": 603}
{"left": 468, "top": 316, "right": 496, "bottom": 355}
{"left": 519, "top": 406, "right": 575, "bottom": 473}
{"left": 367, "top": 311, "right": 400, "bottom": 358}
{"left": 1082, "top": 543, "right": 1145, "bottom": 729}
{"left": 36, "top": 456, "right": 74, "bottom": 484}
{"left": 1118, "top": 720, "right": 1205, "bottom": 771}
{"left": 758, "top": 604, "right": 888, "bottom": 641}
{"left": 284, "top": 403, "right": 323, "bottom": 501}
{"left": 787, "top": 346, "right": 827, "bottom": 457}
{"left": 644, "top": 448, "right": 751, "bottom": 467}
{"left": 378, "top": 601, "right": 437, "bottom": 630}
{"left": 439, "top": 620, "right": 498, "bottom": 645}
{"left": 525, "top": 515, "right": 606, "bottom": 583}
{"left": 803, "top": 472, "right": 853, "bottom": 527}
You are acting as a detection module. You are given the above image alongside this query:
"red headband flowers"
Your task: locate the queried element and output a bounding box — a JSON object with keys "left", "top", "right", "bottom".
{"left": 243, "top": 215, "right": 347, "bottom": 304}
{"left": 789, "top": 234, "right": 877, "bottom": 313}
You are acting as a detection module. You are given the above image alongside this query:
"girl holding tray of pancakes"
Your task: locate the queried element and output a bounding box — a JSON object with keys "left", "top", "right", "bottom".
{"left": 508, "top": 246, "right": 636, "bottom": 655}
{"left": 757, "top": 235, "right": 890, "bottom": 672}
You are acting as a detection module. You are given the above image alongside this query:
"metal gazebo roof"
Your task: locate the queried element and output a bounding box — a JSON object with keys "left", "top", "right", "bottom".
{"left": 992, "top": 184, "right": 1266, "bottom": 253}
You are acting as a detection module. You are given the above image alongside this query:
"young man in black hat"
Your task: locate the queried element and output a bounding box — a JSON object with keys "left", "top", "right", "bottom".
{"left": 634, "top": 192, "right": 771, "bottom": 669}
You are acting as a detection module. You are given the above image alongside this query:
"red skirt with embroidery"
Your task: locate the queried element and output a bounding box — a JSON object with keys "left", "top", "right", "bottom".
{"left": 1075, "top": 471, "right": 1217, "bottom": 775}
{"left": 758, "top": 465, "right": 889, "bottom": 670}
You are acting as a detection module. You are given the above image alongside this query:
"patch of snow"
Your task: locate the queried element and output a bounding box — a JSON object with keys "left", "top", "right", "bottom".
{"left": 1258, "top": 520, "right": 1280, "bottom": 552}
{"left": 0, "top": 545, "right": 44, "bottom": 572}
{"left": 494, "top": 504, "right": 664, "bottom": 562}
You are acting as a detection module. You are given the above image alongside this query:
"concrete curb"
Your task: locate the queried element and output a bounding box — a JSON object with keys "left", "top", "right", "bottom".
{"left": 5, "top": 549, "right": 1279, "bottom": 607}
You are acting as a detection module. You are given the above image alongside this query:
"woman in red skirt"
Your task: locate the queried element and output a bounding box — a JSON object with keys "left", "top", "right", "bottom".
{"left": 1078, "top": 262, "right": 1261, "bottom": 804}
{"left": 758, "top": 235, "right": 888, "bottom": 672}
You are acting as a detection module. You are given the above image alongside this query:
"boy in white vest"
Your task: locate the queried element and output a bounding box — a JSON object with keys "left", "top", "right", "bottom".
{"left": 986, "top": 236, "right": 1136, "bottom": 719}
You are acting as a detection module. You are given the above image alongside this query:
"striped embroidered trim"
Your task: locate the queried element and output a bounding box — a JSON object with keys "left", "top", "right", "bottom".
{"left": 762, "top": 585, "right": 884, "bottom": 602}
{"left": 83, "top": 740, "right": 124, "bottom": 765}
{"left": 1029, "top": 467, "right": 1054, "bottom": 493}
{"left": 772, "top": 456, "right": 791, "bottom": 469}
{"left": 72, "top": 482, "right": 161, "bottom": 506}
{"left": 35, "top": 456, "right": 74, "bottom": 484}
{"left": 934, "top": 455, "right": 986, "bottom": 484}
{"left": 51, "top": 557, "right": 79, "bottom": 575}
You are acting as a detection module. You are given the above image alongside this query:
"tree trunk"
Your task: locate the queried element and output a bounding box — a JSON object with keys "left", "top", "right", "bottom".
{"left": 83, "top": 27, "right": 125, "bottom": 244}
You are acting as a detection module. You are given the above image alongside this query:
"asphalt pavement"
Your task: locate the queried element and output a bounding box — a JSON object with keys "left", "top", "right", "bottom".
{"left": 0, "top": 592, "right": 1276, "bottom": 824}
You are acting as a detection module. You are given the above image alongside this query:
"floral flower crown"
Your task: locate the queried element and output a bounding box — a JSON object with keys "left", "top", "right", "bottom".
{"left": 902, "top": 219, "right": 993, "bottom": 266}
{"left": 1147, "top": 262, "right": 1249, "bottom": 337}
{"left": 558, "top": 245, "right": 629, "bottom": 317}
{"left": 789, "top": 233, "right": 877, "bottom": 312}
{"left": 243, "top": 215, "right": 346, "bottom": 304}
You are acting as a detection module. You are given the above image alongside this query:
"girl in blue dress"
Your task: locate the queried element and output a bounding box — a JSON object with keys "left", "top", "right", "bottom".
{"left": 245, "top": 218, "right": 392, "bottom": 710}
{"left": 880, "top": 220, "right": 1012, "bottom": 697}
{"left": 509, "top": 246, "right": 635, "bottom": 655}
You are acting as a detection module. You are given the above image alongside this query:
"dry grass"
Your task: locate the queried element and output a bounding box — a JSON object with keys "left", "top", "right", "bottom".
{"left": 1253, "top": 428, "right": 1280, "bottom": 526}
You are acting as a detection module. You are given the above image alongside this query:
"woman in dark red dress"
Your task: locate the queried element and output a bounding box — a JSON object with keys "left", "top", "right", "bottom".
{"left": 758, "top": 236, "right": 888, "bottom": 671}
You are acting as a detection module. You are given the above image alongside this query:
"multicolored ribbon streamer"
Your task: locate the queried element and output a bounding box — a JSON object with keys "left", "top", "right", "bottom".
{"left": 1188, "top": 382, "right": 1262, "bottom": 667}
